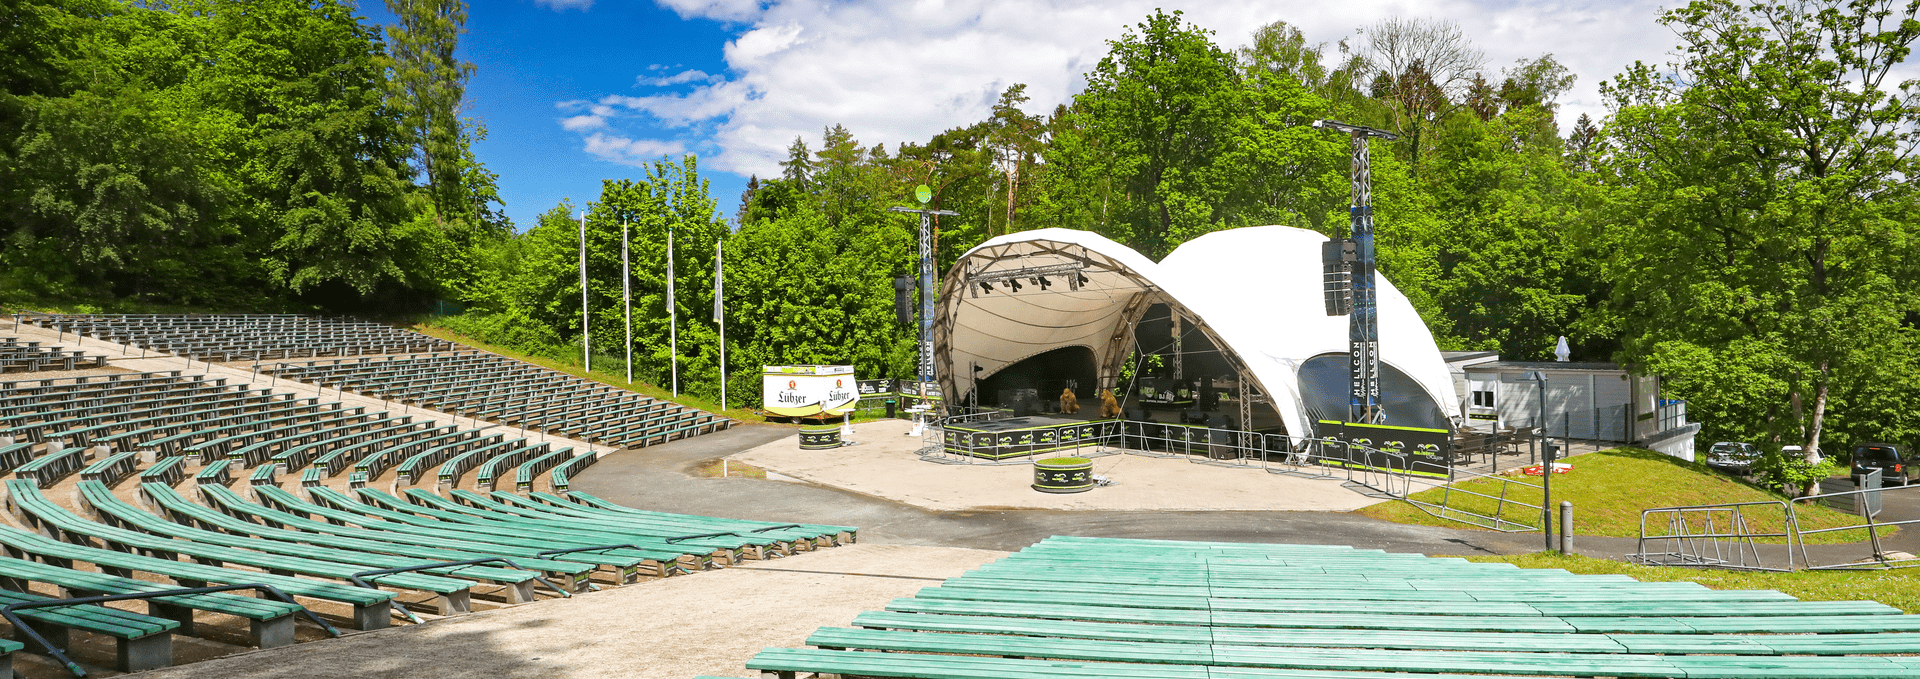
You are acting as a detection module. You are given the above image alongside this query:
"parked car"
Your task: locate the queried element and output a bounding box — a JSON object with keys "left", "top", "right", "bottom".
{"left": 1851, "top": 442, "right": 1918, "bottom": 486}
{"left": 1704, "top": 441, "right": 1760, "bottom": 473}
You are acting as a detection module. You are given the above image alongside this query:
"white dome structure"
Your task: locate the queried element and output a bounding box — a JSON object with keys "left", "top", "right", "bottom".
{"left": 932, "top": 226, "right": 1457, "bottom": 439}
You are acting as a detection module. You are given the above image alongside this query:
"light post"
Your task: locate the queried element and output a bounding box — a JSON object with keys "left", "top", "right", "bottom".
{"left": 1502, "top": 370, "right": 1553, "bottom": 550}
{"left": 888, "top": 185, "right": 957, "bottom": 415}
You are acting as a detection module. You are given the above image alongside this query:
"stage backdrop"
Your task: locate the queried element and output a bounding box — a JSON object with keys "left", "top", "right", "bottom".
{"left": 763, "top": 365, "right": 857, "bottom": 418}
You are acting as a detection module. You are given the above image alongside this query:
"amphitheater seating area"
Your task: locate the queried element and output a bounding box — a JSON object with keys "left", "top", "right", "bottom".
{"left": 262, "top": 351, "right": 732, "bottom": 449}
{"left": 0, "top": 315, "right": 835, "bottom": 676}
{"left": 16, "top": 314, "right": 454, "bottom": 362}
{"left": 0, "top": 338, "right": 105, "bottom": 374}
{"left": 738, "top": 536, "right": 1920, "bottom": 679}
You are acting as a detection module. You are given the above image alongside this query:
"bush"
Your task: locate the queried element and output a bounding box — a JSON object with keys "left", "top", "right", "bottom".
{"left": 1752, "top": 447, "right": 1839, "bottom": 497}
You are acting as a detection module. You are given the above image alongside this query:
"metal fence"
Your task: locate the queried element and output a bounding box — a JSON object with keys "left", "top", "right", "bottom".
{"left": 1629, "top": 483, "right": 1920, "bottom": 572}
{"left": 910, "top": 412, "right": 1542, "bottom": 531}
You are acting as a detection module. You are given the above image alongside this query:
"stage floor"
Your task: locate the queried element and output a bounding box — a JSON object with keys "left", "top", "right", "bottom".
{"left": 729, "top": 418, "right": 1387, "bottom": 513}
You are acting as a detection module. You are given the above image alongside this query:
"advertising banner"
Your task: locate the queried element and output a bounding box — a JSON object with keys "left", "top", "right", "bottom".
{"left": 1317, "top": 420, "right": 1452, "bottom": 478}
{"left": 763, "top": 365, "right": 857, "bottom": 418}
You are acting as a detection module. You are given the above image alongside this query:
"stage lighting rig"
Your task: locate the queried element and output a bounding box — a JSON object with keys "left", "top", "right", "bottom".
{"left": 965, "top": 262, "right": 1095, "bottom": 297}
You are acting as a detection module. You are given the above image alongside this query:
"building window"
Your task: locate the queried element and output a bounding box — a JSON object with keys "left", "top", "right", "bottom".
{"left": 1472, "top": 390, "right": 1494, "bottom": 408}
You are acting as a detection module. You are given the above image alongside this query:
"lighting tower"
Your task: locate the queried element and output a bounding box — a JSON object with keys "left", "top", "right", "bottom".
{"left": 1313, "top": 119, "right": 1397, "bottom": 425}
{"left": 888, "top": 185, "right": 957, "bottom": 406}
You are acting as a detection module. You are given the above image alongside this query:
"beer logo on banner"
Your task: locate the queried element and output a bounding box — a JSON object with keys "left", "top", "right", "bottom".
{"left": 788, "top": 380, "right": 798, "bottom": 390}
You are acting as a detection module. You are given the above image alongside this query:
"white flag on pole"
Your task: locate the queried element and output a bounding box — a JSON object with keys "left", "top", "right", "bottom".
{"left": 713, "top": 242, "right": 724, "bottom": 322}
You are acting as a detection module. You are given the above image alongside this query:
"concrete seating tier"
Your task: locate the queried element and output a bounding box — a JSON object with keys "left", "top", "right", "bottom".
{"left": 0, "top": 336, "right": 108, "bottom": 373}
{"left": 262, "top": 350, "right": 733, "bottom": 450}
{"left": 743, "top": 536, "right": 1920, "bottom": 679}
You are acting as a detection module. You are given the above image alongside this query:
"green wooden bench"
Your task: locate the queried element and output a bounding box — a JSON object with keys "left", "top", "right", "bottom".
{"left": 0, "top": 587, "right": 176, "bottom": 673}
{"left": 0, "top": 522, "right": 396, "bottom": 630}
{"left": 78, "top": 451, "right": 139, "bottom": 487}
{"left": 372, "top": 488, "right": 736, "bottom": 566}
{"left": 4, "top": 480, "right": 465, "bottom": 620}
{"left": 550, "top": 491, "right": 857, "bottom": 546}
{"left": 77, "top": 482, "right": 550, "bottom": 605}
{"left": 549, "top": 450, "right": 600, "bottom": 492}
{"left": 439, "top": 490, "right": 777, "bottom": 559}
{"left": 747, "top": 647, "right": 1209, "bottom": 679}
{"left": 197, "top": 485, "right": 639, "bottom": 587}
{"left": 0, "top": 551, "right": 306, "bottom": 649}
{"left": 136, "top": 455, "right": 187, "bottom": 487}
{"left": 265, "top": 486, "right": 680, "bottom": 578}
{"left": 13, "top": 442, "right": 90, "bottom": 488}
{"left": 193, "top": 459, "right": 232, "bottom": 487}
{"left": 512, "top": 447, "right": 573, "bottom": 492}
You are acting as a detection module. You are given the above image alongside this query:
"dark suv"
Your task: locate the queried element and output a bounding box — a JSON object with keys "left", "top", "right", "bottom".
{"left": 1851, "top": 443, "right": 1917, "bottom": 486}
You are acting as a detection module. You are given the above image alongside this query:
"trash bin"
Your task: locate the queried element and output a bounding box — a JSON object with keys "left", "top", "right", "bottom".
{"left": 885, "top": 398, "right": 898, "bottom": 419}
{"left": 799, "top": 423, "right": 842, "bottom": 450}
{"left": 1033, "top": 456, "right": 1094, "bottom": 493}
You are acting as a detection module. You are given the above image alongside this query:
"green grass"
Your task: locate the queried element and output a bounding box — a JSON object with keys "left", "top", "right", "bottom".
{"left": 1359, "top": 448, "right": 1882, "bottom": 544}
{"left": 1463, "top": 551, "right": 1920, "bottom": 613}
{"left": 407, "top": 322, "right": 769, "bottom": 424}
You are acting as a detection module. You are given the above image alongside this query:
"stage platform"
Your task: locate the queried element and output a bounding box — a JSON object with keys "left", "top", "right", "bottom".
{"left": 942, "top": 415, "right": 1120, "bottom": 460}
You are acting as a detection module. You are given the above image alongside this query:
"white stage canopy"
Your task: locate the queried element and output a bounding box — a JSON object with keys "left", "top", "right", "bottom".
{"left": 933, "top": 226, "right": 1458, "bottom": 438}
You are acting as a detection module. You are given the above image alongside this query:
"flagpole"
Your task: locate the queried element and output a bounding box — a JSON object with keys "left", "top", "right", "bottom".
{"left": 622, "top": 216, "right": 632, "bottom": 385}
{"left": 668, "top": 223, "right": 678, "bottom": 398}
{"left": 715, "top": 239, "right": 726, "bottom": 412}
{"left": 579, "top": 209, "right": 590, "bottom": 372}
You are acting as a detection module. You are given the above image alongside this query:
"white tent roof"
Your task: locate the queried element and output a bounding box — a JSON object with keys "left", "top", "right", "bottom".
{"left": 933, "top": 226, "right": 1457, "bottom": 438}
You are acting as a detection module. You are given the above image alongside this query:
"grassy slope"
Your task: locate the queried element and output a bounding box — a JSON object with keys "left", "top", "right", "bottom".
{"left": 407, "top": 323, "right": 771, "bottom": 424}
{"left": 1466, "top": 552, "right": 1920, "bottom": 613}
{"left": 1359, "top": 448, "right": 1879, "bottom": 543}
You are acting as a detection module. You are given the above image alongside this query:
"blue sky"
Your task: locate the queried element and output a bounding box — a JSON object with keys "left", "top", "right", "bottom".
{"left": 358, "top": 0, "right": 1689, "bottom": 231}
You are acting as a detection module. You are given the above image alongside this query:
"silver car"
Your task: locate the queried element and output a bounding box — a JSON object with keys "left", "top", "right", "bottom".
{"left": 1705, "top": 441, "right": 1760, "bottom": 473}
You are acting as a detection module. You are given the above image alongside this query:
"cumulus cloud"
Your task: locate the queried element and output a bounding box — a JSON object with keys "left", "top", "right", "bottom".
{"left": 535, "top": 0, "right": 593, "bottom": 11}
{"left": 573, "top": 0, "right": 1680, "bottom": 176}
{"left": 635, "top": 69, "right": 724, "bottom": 87}
{"left": 583, "top": 133, "right": 688, "bottom": 165}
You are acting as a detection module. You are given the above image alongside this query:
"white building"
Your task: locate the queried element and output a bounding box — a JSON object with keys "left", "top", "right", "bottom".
{"left": 1444, "top": 352, "right": 1699, "bottom": 460}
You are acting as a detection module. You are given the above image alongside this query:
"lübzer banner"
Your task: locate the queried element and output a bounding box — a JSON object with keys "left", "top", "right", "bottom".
{"left": 763, "top": 365, "right": 857, "bottom": 417}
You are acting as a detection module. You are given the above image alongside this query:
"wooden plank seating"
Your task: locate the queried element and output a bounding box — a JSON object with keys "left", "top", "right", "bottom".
{"left": 493, "top": 491, "right": 852, "bottom": 550}
{"left": 14, "top": 442, "right": 90, "bottom": 488}
{"left": 193, "top": 459, "right": 232, "bottom": 487}
{"left": 552, "top": 491, "right": 858, "bottom": 546}
{"left": 0, "top": 588, "right": 176, "bottom": 672}
{"left": 78, "top": 451, "right": 139, "bottom": 487}
{"left": 203, "top": 485, "right": 658, "bottom": 584}
{"left": 4, "top": 480, "right": 476, "bottom": 618}
{"left": 368, "top": 488, "right": 743, "bottom": 566}
{"left": 549, "top": 450, "right": 600, "bottom": 493}
{"left": 295, "top": 486, "right": 696, "bottom": 575}
{"left": 0, "top": 521, "right": 397, "bottom": 630}
{"left": 137, "top": 456, "right": 186, "bottom": 487}
{"left": 512, "top": 447, "right": 572, "bottom": 492}
{"left": 730, "top": 536, "right": 1920, "bottom": 679}
{"left": 137, "top": 483, "right": 595, "bottom": 595}
{"left": 74, "top": 482, "right": 547, "bottom": 604}
{"left": 441, "top": 490, "right": 785, "bottom": 559}
{"left": 0, "top": 552, "right": 308, "bottom": 649}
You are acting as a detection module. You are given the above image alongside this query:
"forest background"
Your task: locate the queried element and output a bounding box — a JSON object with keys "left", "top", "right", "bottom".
{"left": 3, "top": 0, "right": 1918, "bottom": 472}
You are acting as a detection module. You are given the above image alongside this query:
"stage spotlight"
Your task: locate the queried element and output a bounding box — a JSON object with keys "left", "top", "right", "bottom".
{"left": 1076, "top": 272, "right": 1090, "bottom": 286}
{"left": 1009, "top": 279, "right": 1023, "bottom": 292}
{"left": 978, "top": 281, "right": 993, "bottom": 295}
{"left": 1035, "top": 276, "right": 1052, "bottom": 290}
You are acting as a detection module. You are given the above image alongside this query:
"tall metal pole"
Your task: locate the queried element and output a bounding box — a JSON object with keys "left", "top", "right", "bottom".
{"left": 622, "top": 216, "right": 632, "bottom": 385}
{"left": 715, "top": 239, "right": 727, "bottom": 412}
{"left": 668, "top": 224, "right": 677, "bottom": 397}
{"left": 1313, "top": 120, "right": 1396, "bottom": 425}
{"left": 579, "top": 209, "right": 590, "bottom": 372}
{"left": 888, "top": 205, "right": 958, "bottom": 408}
{"left": 1540, "top": 373, "right": 1553, "bottom": 551}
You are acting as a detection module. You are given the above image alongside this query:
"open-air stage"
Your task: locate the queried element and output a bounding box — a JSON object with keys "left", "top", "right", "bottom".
{"left": 729, "top": 418, "right": 1387, "bottom": 513}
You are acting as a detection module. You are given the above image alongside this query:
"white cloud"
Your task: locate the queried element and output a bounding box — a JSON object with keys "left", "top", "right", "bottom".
{"left": 654, "top": 0, "right": 762, "bottom": 22}
{"left": 582, "top": 133, "right": 688, "bottom": 165}
{"left": 579, "top": 0, "right": 1681, "bottom": 176}
{"left": 535, "top": 0, "right": 593, "bottom": 11}
{"left": 635, "top": 69, "right": 724, "bottom": 87}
